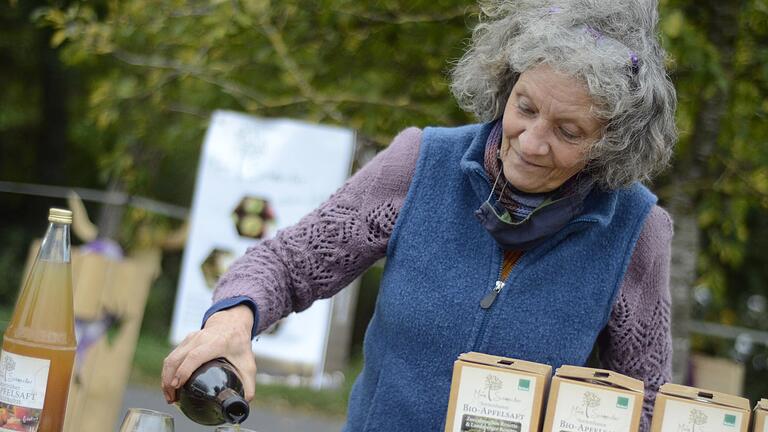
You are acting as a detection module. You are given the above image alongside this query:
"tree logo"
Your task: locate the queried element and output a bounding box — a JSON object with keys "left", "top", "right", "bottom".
{"left": 689, "top": 408, "right": 708, "bottom": 432}
{"left": 482, "top": 374, "right": 503, "bottom": 401}
{"left": 1, "top": 355, "right": 16, "bottom": 381}
{"left": 583, "top": 391, "right": 601, "bottom": 418}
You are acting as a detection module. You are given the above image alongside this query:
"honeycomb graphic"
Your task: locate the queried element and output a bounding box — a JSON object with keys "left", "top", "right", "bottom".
{"left": 232, "top": 196, "right": 276, "bottom": 239}
{"left": 201, "top": 248, "right": 235, "bottom": 289}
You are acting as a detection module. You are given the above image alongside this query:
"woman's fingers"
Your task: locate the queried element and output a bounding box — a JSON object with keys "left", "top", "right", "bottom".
{"left": 161, "top": 331, "right": 200, "bottom": 402}
{"left": 161, "top": 317, "right": 255, "bottom": 403}
{"left": 162, "top": 330, "right": 225, "bottom": 401}
{"left": 173, "top": 344, "right": 222, "bottom": 395}
{"left": 230, "top": 352, "right": 257, "bottom": 401}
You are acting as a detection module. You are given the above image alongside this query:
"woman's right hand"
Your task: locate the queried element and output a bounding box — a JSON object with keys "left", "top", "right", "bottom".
{"left": 161, "top": 304, "right": 257, "bottom": 403}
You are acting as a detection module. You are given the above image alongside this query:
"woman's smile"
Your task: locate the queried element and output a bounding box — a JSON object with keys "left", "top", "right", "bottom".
{"left": 511, "top": 149, "right": 547, "bottom": 170}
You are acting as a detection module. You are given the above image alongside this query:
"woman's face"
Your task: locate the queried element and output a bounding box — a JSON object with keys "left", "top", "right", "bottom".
{"left": 500, "top": 65, "right": 603, "bottom": 193}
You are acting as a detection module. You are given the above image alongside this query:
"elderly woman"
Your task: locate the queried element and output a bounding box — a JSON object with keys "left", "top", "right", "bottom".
{"left": 162, "top": 0, "right": 677, "bottom": 430}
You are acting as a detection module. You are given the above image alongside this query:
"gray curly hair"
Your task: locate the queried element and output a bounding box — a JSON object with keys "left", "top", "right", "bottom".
{"left": 450, "top": 0, "right": 677, "bottom": 189}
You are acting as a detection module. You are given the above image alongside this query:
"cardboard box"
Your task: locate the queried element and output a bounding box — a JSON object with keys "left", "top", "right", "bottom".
{"left": 445, "top": 352, "right": 552, "bottom": 432}
{"left": 542, "top": 365, "right": 644, "bottom": 432}
{"left": 650, "top": 383, "right": 751, "bottom": 432}
{"left": 752, "top": 399, "right": 767, "bottom": 432}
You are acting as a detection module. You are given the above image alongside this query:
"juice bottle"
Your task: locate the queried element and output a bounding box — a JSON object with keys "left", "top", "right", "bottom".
{"left": 0, "top": 208, "right": 76, "bottom": 432}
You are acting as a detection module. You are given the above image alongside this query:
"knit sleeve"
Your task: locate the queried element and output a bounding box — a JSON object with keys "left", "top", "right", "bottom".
{"left": 212, "top": 127, "right": 423, "bottom": 334}
{"left": 597, "top": 205, "right": 674, "bottom": 432}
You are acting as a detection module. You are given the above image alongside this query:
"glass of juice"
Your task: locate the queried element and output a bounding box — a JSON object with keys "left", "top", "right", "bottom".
{"left": 214, "top": 426, "right": 257, "bottom": 432}
{"left": 119, "top": 408, "right": 174, "bottom": 432}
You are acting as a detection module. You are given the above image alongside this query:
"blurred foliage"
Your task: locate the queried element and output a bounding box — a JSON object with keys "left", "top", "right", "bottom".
{"left": 0, "top": 229, "right": 35, "bottom": 308}
{"left": 660, "top": 0, "right": 768, "bottom": 307}
{"left": 34, "top": 0, "right": 473, "bottom": 205}
{"left": 1, "top": 0, "right": 768, "bottom": 402}
{"left": 660, "top": 0, "right": 768, "bottom": 398}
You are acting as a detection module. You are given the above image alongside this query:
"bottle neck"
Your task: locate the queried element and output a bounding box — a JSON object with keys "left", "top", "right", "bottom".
{"left": 216, "top": 388, "right": 249, "bottom": 424}
{"left": 38, "top": 222, "right": 71, "bottom": 263}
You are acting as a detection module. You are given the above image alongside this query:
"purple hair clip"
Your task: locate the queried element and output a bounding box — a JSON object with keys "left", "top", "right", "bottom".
{"left": 547, "top": 6, "right": 563, "bottom": 14}
{"left": 580, "top": 24, "right": 640, "bottom": 75}
{"left": 629, "top": 51, "right": 640, "bottom": 75}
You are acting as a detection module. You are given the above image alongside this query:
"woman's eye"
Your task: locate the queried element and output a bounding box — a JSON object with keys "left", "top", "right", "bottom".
{"left": 517, "top": 104, "right": 534, "bottom": 115}
{"left": 560, "top": 127, "right": 580, "bottom": 141}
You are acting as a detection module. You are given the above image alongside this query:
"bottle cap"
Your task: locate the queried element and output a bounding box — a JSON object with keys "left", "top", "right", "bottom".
{"left": 49, "top": 208, "right": 73, "bottom": 224}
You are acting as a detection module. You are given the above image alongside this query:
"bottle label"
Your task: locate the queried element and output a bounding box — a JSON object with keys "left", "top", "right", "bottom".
{"left": 0, "top": 350, "right": 49, "bottom": 432}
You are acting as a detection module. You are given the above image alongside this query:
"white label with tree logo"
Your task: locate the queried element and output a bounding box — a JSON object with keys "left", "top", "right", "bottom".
{"left": 451, "top": 366, "right": 537, "bottom": 432}
{"left": 0, "top": 350, "right": 49, "bottom": 432}
{"left": 660, "top": 399, "right": 742, "bottom": 432}
{"left": 551, "top": 381, "right": 635, "bottom": 432}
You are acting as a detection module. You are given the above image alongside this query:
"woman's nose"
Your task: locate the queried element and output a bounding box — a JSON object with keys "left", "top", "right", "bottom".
{"left": 518, "top": 122, "right": 550, "bottom": 156}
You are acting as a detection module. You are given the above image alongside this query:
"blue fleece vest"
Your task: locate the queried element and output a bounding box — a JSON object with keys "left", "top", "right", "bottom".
{"left": 342, "top": 123, "right": 656, "bottom": 432}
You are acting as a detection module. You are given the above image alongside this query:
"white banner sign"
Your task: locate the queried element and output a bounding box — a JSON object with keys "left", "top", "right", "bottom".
{"left": 170, "top": 110, "right": 355, "bottom": 376}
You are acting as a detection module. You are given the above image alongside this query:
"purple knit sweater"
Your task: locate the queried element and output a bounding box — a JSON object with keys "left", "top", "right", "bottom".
{"left": 213, "top": 127, "right": 673, "bottom": 431}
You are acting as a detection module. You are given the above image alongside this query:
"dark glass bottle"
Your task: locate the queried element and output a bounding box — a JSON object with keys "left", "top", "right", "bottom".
{"left": 176, "top": 358, "right": 250, "bottom": 425}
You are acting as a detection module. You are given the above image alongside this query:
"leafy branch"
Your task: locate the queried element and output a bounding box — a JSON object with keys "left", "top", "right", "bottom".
{"left": 250, "top": 2, "right": 344, "bottom": 122}
{"left": 331, "top": 7, "right": 475, "bottom": 24}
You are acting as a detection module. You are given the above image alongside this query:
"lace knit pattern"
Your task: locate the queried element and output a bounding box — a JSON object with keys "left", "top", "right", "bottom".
{"left": 213, "top": 127, "right": 673, "bottom": 432}
{"left": 598, "top": 205, "right": 674, "bottom": 431}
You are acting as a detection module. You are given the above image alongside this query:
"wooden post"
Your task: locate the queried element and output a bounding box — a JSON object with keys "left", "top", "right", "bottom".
{"left": 62, "top": 248, "right": 160, "bottom": 432}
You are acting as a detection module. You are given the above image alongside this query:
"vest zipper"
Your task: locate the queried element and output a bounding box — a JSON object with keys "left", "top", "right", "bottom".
{"left": 473, "top": 250, "right": 520, "bottom": 350}
{"left": 471, "top": 208, "right": 595, "bottom": 349}
{"left": 480, "top": 249, "right": 523, "bottom": 309}
{"left": 480, "top": 280, "right": 504, "bottom": 309}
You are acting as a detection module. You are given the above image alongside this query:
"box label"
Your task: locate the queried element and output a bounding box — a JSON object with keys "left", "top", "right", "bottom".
{"left": 550, "top": 381, "right": 636, "bottom": 432}
{"left": 461, "top": 414, "right": 521, "bottom": 432}
{"left": 0, "top": 350, "right": 50, "bottom": 432}
{"left": 450, "top": 365, "right": 537, "bottom": 432}
{"left": 660, "top": 399, "right": 743, "bottom": 432}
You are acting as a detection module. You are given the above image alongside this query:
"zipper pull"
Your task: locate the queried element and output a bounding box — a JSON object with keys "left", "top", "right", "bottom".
{"left": 480, "top": 280, "right": 505, "bottom": 309}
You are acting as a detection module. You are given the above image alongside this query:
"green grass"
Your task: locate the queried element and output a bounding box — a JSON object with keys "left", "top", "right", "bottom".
{"left": 129, "top": 331, "right": 175, "bottom": 386}
{"left": 246, "top": 357, "right": 362, "bottom": 419}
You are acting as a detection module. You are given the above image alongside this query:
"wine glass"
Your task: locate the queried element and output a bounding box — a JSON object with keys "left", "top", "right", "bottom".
{"left": 214, "top": 426, "right": 258, "bottom": 432}
{"left": 119, "top": 408, "right": 175, "bottom": 432}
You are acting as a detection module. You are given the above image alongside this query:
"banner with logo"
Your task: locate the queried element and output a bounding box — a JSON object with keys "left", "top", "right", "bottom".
{"left": 170, "top": 111, "right": 355, "bottom": 381}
